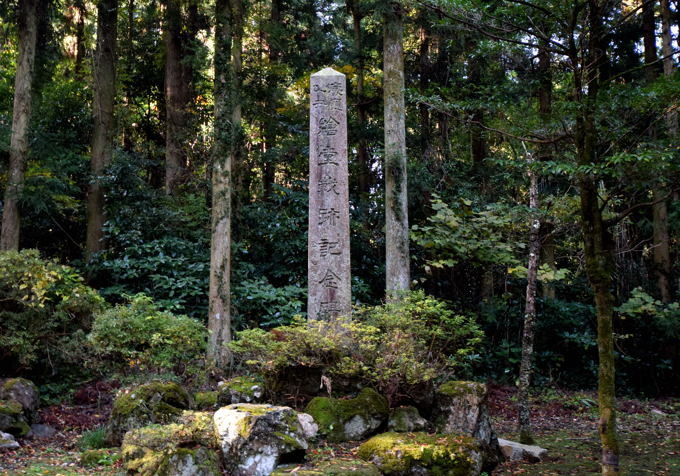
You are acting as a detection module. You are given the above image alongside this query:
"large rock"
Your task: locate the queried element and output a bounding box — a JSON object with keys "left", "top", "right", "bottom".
{"left": 0, "top": 431, "right": 20, "bottom": 451}
{"left": 432, "top": 381, "right": 501, "bottom": 471}
{"left": 121, "top": 411, "right": 220, "bottom": 476}
{"left": 273, "top": 460, "right": 382, "bottom": 475}
{"left": 304, "top": 388, "right": 388, "bottom": 442}
{"left": 0, "top": 398, "right": 30, "bottom": 437}
{"left": 0, "top": 378, "right": 40, "bottom": 414}
{"left": 358, "top": 431, "right": 483, "bottom": 475}
{"left": 108, "top": 381, "right": 192, "bottom": 445}
{"left": 388, "top": 406, "right": 429, "bottom": 433}
{"left": 497, "top": 438, "right": 547, "bottom": 462}
{"left": 214, "top": 403, "right": 312, "bottom": 476}
{"left": 217, "top": 376, "right": 265, "bottom": 405}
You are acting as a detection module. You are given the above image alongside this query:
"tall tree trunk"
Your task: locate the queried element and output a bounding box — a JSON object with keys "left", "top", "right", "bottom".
{"left": 262, "top": 0, "right": 281, "bottom": 201}
{"left": 208, "top": 0, "right": 243, "bottom": 369}
{"left": 654, "top": 0, "right": 676, "bottom": 302}
{"left": 537, "top": 33, "right": 557, "bottom": 299}
{"left": 383, "top": 0, "right": 410, "bottom": 297}
{"left": 517, "top": 152, "right": 540, "bottom": 445}
{"left": 0, "top": 0, "right": 39, "bottom": 251}
{"left": 576, "top": 3, "right": 619, "bottom": 473}
{"left": 163, "top": 0, "right": 185, "bottom": 195}
{"left": 73, "top": 0, "right": 86, "bottom": 78}
{"left": 349, "top": 0, "right": 371, "bottom": 198}
{"left": 86, "top": 0, "right": 117, "bottom": 260}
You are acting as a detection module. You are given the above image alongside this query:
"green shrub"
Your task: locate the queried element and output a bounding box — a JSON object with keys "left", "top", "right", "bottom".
{"left": 87, "top": 294, "right": 207, "bottom": 376}
{"left": 77, "top": 427, "right": 109, "bottom": 450}
{"left": 230, "top": 291, "right": 483, "bottom": 402}
{"left": 0, "top": 250, "right": 104, "bottom": 373}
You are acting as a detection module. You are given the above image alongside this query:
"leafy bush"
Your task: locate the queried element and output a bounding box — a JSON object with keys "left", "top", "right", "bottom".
{"left": 0, "top": 250, "right": 104, "bottom": 373}
{"left": 87, "top": 294, "right": 207, "bottom": 376}
{"left": 230, "top": 291, "right": 483, "bottom": 403}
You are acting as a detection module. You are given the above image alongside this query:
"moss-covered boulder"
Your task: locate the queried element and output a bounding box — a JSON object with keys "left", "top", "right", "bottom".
{"left": 217, "top": 376, "right": 264, "bottom": 405}
{"left": 0, "top": 378, "right": 39, "bottom": 414}
{"left": 432, "top": 381, "right": 501, "bottom": 471}
{"left": 358, "top": 432, "right": 483, "bottom": 475}
{"left": 121, "top": 411, "right": 220, "bottom": 476}
{"left": 273, "top": 460, "right": 382, "bottom": 475}
{"left": 193, "top": 391, "right": 219, "bottom": 410}
{"left": 214, "top": 403, "right": 313, "bottom": 476}
{"left": 388, "top": 406, "right": 429, "bottom": 433}
{"left": 0, "top": 398, "right": 30, "bottom": 437}
{"left": 0, "top": 378, "right": 39, "bottom": 437}
{"left": 108, "top": 381, "right": 192, "bottom": 445}
{"left": 305, "top": 388, "right": 388, "bottom": 442}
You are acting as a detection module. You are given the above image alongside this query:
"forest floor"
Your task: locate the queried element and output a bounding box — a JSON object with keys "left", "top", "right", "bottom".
{"left": 0, "top": 383, "right": 678, "bottom": 475}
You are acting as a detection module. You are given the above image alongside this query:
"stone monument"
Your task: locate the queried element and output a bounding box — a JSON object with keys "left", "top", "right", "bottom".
{"left": 308, "top": 68, "right": 351, "bottom": 320}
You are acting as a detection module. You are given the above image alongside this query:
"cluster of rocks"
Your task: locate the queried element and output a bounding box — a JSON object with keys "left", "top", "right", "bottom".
{"left": 0, "top": 378, "right": 56, "bottom": 450}
{"left": 103, "top": 377, "right": 544, "bottom": 476}
{"left": 1, "top": 375, "right": 547, "bottom": 475}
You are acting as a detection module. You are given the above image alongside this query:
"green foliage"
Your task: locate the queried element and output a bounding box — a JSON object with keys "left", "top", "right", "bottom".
{"left": 87, "top": 294, "right": 206, "bottom": 376}
{"left": 232, "top": 278, "right": 306, "bottom": 328}
{"left": 77, "top": 427, "right": 109, "bottom": 450}
{"left": 230, "top": 291, "right": 483, "bottom": 402}
{"left": 0, "top": 250, "right": 104, "bottom": 373}
{"left": 412, "top": 196, "right": 523, "bottom": 269}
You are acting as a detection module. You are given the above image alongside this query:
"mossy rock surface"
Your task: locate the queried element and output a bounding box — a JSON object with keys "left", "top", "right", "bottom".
{"left": 357, "top": 431, "right": 482, "bottom": 475}
{"left": 193, "top": 391, "right": 219, "bottom": 410}
{"left": 108, "top": 381, "right": 192, "bottom": 446}
{"left": 0, "top": 400, "right": 30, "bottom": 437}
{"left": 305, "top": 388, "right": 388, "bottom": 442}
{"left": 436, "top": 382, "right": 486, "bottom": 399}
{"left": 122, "top": 411, "right": 219, "bottom": 475}
{"left": 388, "top": 406, "right": 429, "bottom": 433}
{"left": 0, "top": 378, "right": 39, "bottom": 413}
{"left": 218, "top": 376, "right": 264, "bottom": 405}
{"left": 273, "top": 460, "right": 382, "bottom": 475}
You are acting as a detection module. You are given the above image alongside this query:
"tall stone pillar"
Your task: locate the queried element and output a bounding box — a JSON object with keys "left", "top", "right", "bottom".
{"left": 308, "top": 68, "right": 351, "bottom": 320}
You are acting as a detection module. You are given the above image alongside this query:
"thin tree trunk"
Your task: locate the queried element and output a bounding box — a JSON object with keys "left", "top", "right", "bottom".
{"left": 73, "top": 0, "right": 86, "bottom": 78}
{"left": 537, "top": 33, "right": 556, "bottom": 299}
{"left": 85, "top": 0, "right": 117, "bottom": 260}
{"left": 349, "top": 0, "right": 370, "bottom": 198}
{"left": 653, "top": 0, "right": 676, "bottom": 303}
{"left": 643, "top": 0, "right": 672, "bottom": 302}
{"left": 163, "top": 0, "right": 185, "bottom": 195}
{"left": 576, "top": 4, "right": 619, "bottom": 473}
{"left": 262, "top": 0, "right": 280, "bottom": 201}
{"left": 0, "top": 0, "right": 39, "bottom": 251}
{"left": 208, "top": 0, "right": 243, "bottom": 369}
{"left": 517, "top": 152, "right": 540, "bottom": 445}
{"left": 383, "top": 0, "right": 410, "bottom": 297}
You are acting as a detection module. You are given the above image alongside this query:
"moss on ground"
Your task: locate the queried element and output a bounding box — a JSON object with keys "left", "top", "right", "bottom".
{"left": 194, "top": 391, "right": 218, "bottom": 409}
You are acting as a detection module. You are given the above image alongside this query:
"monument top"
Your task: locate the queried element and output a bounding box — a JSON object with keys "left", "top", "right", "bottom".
{"left": 312, "top": 67, "right": 344, "bottom": 77}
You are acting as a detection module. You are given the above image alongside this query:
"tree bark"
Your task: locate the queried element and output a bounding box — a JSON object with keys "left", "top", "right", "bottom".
{"left": 575, "top": 3, "right": 619, "bottom": 473}
{"left": 163, "top": 0, "right": 185, "bottom": 195}
{"left": 383, "top": 1, "right": 410, "bottom": 297}
{"left": 643, "top": 0, "right": 672, "bottom": 303}
{"left": 73, "top": 0, "right": 86, "bottom": 78}
{"left": 85, "top": 0, "right": 117, "bottom": 260}
{"left": 653, "top": 0, "right": 676, "bottom": 303}
{"left": 349, "top": 0, "right": 371, "bottom": 198}
{"left": 517, "top": 153, "right": 540, "bottom": 445}
{"left": 208, "top": 0, "right": 243, "bottom": 369}
{"left": 1, "top": 0, "right": 39, "bottom": 251}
